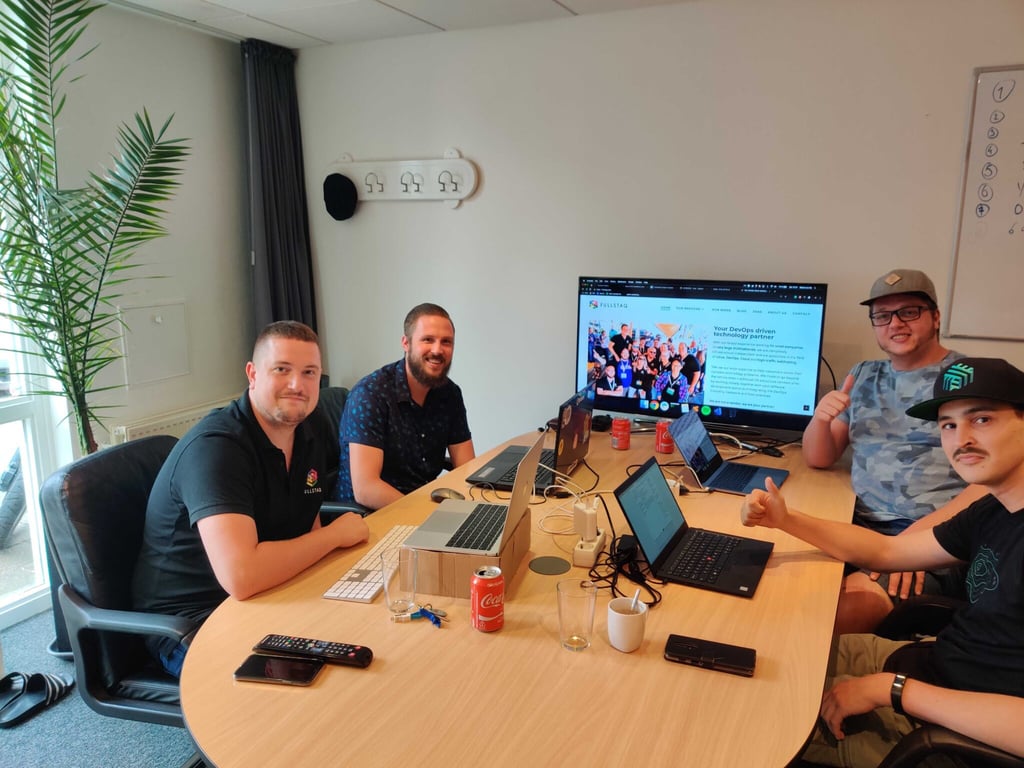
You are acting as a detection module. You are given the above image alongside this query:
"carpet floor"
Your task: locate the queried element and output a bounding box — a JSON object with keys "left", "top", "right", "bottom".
{"left": 0, "top": 610, "right": 197, "bottom": 768}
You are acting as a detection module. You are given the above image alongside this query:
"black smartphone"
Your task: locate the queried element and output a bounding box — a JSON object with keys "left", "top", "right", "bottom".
{"left": 233, "top": 654, "right": 325, "bottom": 686}
{"left": 664, "top": 634, "right": 756, "bottom": 677}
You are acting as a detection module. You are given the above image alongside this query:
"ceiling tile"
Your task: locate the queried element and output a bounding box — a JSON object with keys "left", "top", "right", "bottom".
{"left": 256, "top": 1, "right": 441, "bottom": 44}
{"left": 107, "top": 0, "right": 688, "bottom": 49}
{"left": 385, "top": 0, "right": 572, "bottom": 31}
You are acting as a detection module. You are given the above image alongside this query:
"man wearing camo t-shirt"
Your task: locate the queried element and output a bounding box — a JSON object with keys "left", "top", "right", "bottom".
{"left": 803, "top": 269, "right": 987, "bottom": 633}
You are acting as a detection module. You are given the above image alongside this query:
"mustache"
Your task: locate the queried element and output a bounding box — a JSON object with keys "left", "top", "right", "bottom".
{"left": 953, "top": 448, "right": 986, "bottom": 460}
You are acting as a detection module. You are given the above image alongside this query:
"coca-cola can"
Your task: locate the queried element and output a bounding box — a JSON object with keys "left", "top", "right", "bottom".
{"left": 610, "top": 417, "right": 631, "bottom": 450}
{"left": 471, "top": 566, "right": 504, "bottom": 632}
{"left": 654, "top": 420, "right": 674, "bottom": 454}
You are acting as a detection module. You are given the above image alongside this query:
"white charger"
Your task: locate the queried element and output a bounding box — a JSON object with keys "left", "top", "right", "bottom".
{"left": 572, "top": 497, "right": 605, "bottom": 568}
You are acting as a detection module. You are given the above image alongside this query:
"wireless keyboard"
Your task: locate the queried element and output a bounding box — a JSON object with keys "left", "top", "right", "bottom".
{"left": 322, "top": 524, "right": 418, "bottom": 603}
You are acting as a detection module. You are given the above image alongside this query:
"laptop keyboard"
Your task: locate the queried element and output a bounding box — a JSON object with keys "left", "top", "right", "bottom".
{"left": 495, "top": 448, "right": 556, "bottom": 488}
{"left": 667, "top": 530, "right": 740, "bottom": 584}
{"left": 713, "top": 462, "right": 758, "bottom": 490}
{"left": 446, "top": 503, "right": 508, "bottom": 550}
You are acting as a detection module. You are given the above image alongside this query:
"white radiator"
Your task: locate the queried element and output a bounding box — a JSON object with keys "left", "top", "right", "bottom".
{"left": 109, "top": 397, "right": 234, "bottom": 444}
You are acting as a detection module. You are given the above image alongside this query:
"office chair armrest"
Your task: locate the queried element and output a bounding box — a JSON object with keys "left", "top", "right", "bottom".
{"left": 58, "top": 584, "right": 197, "bottom": 645}
{"left": 874, "top": 594, "right": 966, "bottom": 640}
{"left": 320, "top": 500, "right": 372, "bottom": 523}
{"left": 879, "top": 724, "right": 1024, "bottom": 768}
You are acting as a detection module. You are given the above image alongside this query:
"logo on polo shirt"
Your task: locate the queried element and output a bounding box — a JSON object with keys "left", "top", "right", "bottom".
{"left": 306, "top": 469, "right": 318, "bottom": 487}
{"left": 942, "top": 363, "right": 974, "bottom": 392}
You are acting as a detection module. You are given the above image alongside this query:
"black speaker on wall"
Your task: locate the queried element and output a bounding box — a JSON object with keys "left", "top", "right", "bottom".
{"left": 323, "top": 173, "right": 357, "bottom": 220}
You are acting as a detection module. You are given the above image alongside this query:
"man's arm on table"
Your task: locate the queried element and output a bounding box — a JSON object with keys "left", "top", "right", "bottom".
{"left": 198, "top": 512, "right": 369, "bottom": 600}
{"left": 348, "top": 442, "right": 405, "bottom": 510}
{"left": 448, "top": 439, "right": 475, "bottom": 468}
{"left": 741, "top": 478, "right": 959, "bottom": 575}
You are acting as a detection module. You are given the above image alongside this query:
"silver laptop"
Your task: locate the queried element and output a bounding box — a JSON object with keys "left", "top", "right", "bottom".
{"left": 403, "top": 431, "right": 545, "bottom": 556}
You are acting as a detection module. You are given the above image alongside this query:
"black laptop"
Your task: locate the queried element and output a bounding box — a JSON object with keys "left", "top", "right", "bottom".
{"left": 613, "top": 457, "right": 774, "bottom": 598}
{"left": 466, "top": 387, "right": 593, "bottom": 492}
{"left": 668, "top": 410, "right": 788, "bottom": 495}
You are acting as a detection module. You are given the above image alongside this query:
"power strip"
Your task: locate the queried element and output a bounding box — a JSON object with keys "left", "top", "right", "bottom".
{"left": 572, "top": 528, "right": 606, "bottom": 568}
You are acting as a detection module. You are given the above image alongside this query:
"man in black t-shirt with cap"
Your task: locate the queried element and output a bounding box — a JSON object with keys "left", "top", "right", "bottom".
{"left": 742, "top": 357, "right": 1024, "bottom": 766}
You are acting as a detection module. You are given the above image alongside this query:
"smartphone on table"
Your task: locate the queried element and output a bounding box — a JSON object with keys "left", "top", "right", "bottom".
{"left": 664, "top": 634, "right": 756, "bottom": 677}
{"left": 233, "top": 654, "right": 325, "bottom": 686}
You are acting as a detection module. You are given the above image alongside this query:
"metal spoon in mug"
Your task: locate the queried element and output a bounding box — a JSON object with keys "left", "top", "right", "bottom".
{"left": 630, "top": 588, "right": 641, "bottom": 612}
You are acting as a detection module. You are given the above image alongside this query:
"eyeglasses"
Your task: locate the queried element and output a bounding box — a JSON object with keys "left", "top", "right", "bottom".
{"left": 868, "top": 305, "right": 930, "bottom": 327}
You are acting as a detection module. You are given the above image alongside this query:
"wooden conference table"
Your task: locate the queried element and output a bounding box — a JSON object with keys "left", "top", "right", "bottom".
{"left": 181, "top": 428, "right": 853, "bottom": 767}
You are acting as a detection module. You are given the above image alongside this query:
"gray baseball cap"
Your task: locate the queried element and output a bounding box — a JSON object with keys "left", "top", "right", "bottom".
{"left": 860, "top": 269, "right": 938, "bottom": 306}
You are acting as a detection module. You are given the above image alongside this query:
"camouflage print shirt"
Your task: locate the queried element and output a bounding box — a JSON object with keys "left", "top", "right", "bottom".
{"left": 837, "top": 351, "right": 967, "bottom": 533}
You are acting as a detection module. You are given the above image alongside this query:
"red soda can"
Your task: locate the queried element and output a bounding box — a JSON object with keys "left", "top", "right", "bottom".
{"left": 610, "top": 417, "right": 631, "bottom": 450}
{"left": 655, "top": 420, "right": 674, "bottom": 454}
{"left": 471, "top": 566, "right": 504, "bottom": 632}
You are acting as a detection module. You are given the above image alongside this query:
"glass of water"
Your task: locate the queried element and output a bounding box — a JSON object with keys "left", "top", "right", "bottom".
{"left": 557, "top": 579, "right": 597, "bottom": 651}
{"left": 380, "top": 546, "right": 417, "bottom": 614}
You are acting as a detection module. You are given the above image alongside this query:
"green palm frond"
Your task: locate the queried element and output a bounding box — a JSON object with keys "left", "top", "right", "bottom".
{"left": 0, "top": 0, "right": 190, "bottom": 453}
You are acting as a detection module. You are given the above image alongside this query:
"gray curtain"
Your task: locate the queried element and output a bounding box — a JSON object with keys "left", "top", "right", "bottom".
{"left": 241, "top": 39, "right": 318, "bottom": 331}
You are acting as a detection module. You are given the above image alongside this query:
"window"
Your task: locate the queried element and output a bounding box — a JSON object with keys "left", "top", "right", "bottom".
{"left": 0, "top": 303, "right": 69, "bottom": 629}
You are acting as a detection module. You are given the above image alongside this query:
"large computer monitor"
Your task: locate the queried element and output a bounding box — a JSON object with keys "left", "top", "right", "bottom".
{"left": 577, "top": 276, "right": 828, "bottom": 438}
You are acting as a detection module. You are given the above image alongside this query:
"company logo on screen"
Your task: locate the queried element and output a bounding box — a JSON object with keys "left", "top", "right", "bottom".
{"left": 589, "top": 300, "right": 627, "bottom": 309}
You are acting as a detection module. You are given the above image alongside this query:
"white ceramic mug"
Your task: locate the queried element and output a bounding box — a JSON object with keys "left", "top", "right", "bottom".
{"left": 607, "top": 596, "right": 648, "bottom": 653}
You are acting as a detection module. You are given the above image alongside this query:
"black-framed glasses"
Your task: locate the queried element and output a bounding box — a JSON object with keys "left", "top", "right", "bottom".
{"left": 868, "top": 305, "right": 930, "bottom": 327}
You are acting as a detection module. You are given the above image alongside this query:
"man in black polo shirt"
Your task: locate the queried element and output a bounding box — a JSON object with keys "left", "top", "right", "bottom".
{"left": 132, "top": 321, "right": 369, "bottom": 676}
{"left": 333, "top": 303, "right": 475, "bottom": 510}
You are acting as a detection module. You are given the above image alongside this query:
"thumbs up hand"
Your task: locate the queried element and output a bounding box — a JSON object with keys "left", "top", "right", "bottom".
{"left": 741, "top": 477, "right": 788, "bottom": 529}
{"left": 813, "top": 374, "right": 854, "bottom": 424}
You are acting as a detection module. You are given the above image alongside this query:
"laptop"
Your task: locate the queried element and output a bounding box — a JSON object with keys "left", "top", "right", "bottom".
{"left": 466, "top": 387, "right": 593, "bottom": 492}
{"left": 614, "top": 456, "right": 774, "bottom": 597}
{"left": 668, "top": 410, "right": 789, "bottom": 495}
{"left": 403, "top": 431, "right": 545, "bottom": 556}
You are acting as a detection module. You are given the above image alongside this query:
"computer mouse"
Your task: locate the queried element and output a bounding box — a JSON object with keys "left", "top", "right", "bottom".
{"left": 430, "top": 487, "right": 466, "bottom": 503}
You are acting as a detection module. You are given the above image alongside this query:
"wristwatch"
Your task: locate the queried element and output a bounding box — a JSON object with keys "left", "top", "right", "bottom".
{"left": 890, "top": 673, "right": 908, "bottom": 715}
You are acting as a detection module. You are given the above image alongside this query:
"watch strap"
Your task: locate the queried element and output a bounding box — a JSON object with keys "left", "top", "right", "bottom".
{"left": 890, "top": 673, "right": 908, "bottom": 715}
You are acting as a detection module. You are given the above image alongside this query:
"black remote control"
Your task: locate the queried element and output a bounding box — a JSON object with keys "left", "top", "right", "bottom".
{"left": 253, "top": 634, "right": 373, "bottom": 668}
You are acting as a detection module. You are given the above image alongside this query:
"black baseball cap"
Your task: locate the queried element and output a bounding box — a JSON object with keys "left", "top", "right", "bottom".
{"left": 906, "top": 357, "right": 1024, "bottom": 421}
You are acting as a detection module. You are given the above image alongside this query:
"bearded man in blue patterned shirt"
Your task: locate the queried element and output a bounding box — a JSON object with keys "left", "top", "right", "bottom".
{"left": 333, "top": 303, "right": 475, "bottom": 511}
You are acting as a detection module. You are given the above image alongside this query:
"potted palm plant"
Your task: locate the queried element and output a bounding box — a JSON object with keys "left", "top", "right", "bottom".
{"left": 1, "top": 0, "right": 190, "bottom": 655}
{"left": 0, "top": 0, "right": 190, "bottom": 455}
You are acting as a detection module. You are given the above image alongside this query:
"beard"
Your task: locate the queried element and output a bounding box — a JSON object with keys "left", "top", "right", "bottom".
{"left": 407, "top": 351, "right": 451, "bottom": 389}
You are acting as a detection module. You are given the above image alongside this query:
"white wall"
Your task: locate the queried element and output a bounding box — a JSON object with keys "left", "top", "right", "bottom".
{"left": 58, "top": 7, "right": 251, "bottom": 444}
{"left": 297, "top": 0, "right": 1024, "bottom": 453}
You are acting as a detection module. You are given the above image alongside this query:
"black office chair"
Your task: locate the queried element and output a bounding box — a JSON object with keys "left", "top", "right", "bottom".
{"left": 874, "top": 594, "right": 966, "bottom": 642}
{"left": 317, "top": 384, "right": 349, "bottom": 467}
{"left": 877, "top": 725, "right": 1024, "bottom": 768}
{"left": 39, "top": 435, "right": 203, "bottom": 767}
{"left": 316, "top": 385, "right": 372, "bottom": 520}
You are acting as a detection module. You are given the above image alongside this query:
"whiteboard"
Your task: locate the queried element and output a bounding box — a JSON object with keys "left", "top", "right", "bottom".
{"left": 946, "top": 66, "right": 1024, "bottom": 339}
